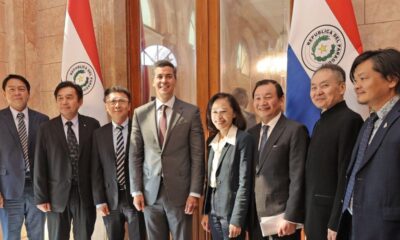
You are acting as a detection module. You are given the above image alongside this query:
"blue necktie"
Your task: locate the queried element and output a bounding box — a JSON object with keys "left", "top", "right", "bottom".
{"left": 342, "top": 112, "right": 378, "bottom": 213}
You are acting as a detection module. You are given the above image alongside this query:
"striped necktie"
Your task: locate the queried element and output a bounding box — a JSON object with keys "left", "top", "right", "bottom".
{"left": 17, "top": 113, "right": 30, "bottom": 172}
{"left": 115, "top": 125, "right": 126, "bottom": 188}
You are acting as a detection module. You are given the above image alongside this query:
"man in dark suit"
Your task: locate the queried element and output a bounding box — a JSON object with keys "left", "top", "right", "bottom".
{"left": 304, "top": 64, "right": 363, "bottom": 240}
{"left": 337, "top": 48, "right": 400, "bottom": 240}
{"left": 129, "top": 60, "right": 205, "bottom": 240}
{"left": 92, "top": 86, "right": 144, "bottom": 240}
{"left": 0, "top": 74, "right": 48, "bottom": 239}
{"left": 34, "top": 81, "right": 100, "bottom": 240}
{"left": 248, "top": 79, "right": 308, "bottom": 240}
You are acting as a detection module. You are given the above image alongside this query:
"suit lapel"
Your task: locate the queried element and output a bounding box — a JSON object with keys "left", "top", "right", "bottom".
{"left": 2, "top": 108, "right": 21, "bottom": 148}
{"left": 208, "top": 148, "right": 214, "bottom": 180}
{"left": 78, "top": 115, "right": 87, "bottom": 155}
{"left": 359, "top": 102, "right": 400, "bottom": 171}
{"left": 162, "top": 99, "right": 183, "bottom": 149}
{"left": 216, "top": 144, "right": 231, "bottom": 172}
{"left": 257, "top": 115, "right": 286, "bottom": 174}
{"left": 55, "top": 116, "right": 70, "bottom": 153}
{"left": 148, "top": 102, "right": 161, "bottom": 149}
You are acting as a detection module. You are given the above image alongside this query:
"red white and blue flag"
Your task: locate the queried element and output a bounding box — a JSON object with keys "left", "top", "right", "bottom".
{"left": 61, "top": 0, "right": 107, "bottom": 125}
{"left": 286, "top": 0, "right": 368, "bottom": 133}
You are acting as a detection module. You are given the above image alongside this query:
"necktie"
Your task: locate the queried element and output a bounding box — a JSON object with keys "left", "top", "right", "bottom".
{"left": 342, "top": 112, "right": 379, "bottom": 212}
{"left": 66, "top": 121, "right": 79, "bottom": 182}
{"left": 258, "top": 125, "right": 269, "bottom": 165}
{"left": 158, "top": 105, "right": 167, "bottom": 146}
{"left": 115, "top": 125, "right": 126, "bottom": 188}
{"left": 17, "top": 113, "right": 30, "bottom": 172}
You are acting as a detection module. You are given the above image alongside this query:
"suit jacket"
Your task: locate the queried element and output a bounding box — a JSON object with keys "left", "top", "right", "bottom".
{"left": 304, "top": 101, "right": 363, "bottom": 239}
{"left": 92, "top": 121, "right": 134, "bottom": 210}
{"left": 34, "top": 114, "right": 100, "bottom": 212}
{"left": 337, "top": 100, "right": 400, "bottom": 240}
{"left": 248, "top": 114, "right": 308, "bottom": 223}
{"left": 129, "top": 98, "right": 205, "bottom": 207}
{"left": 203, "top": 129, "right": 253, "bottom": 227}
{"left": 0, "top": 107, "right": 48, "bottom": 199}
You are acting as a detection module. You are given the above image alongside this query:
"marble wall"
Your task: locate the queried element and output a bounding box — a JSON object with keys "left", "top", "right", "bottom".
{"left": 0, "top": 0, "right": 127, "bottom": 117}
{"left": 353, "top": 0, "right": 400, "bottom": 51}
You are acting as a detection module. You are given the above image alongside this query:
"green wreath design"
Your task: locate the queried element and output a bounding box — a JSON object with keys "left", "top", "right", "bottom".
{"left": 311, "top": 35, "right": 336, "bottom": 62}
{"left": 73, "top": 70, "right": 89, "bottom": 89}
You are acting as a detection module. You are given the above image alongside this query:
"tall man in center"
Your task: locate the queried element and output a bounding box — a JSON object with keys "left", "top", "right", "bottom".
{"left": 129, "top": 60, "right": 205, "bottom": 240}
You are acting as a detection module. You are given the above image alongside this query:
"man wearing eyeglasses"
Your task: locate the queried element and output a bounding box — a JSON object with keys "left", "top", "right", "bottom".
{"left": 91, "top": 86, "right": 145, "bottom": 240}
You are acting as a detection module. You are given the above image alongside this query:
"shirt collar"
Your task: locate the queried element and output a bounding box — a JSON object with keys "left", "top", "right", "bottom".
{"left": 375, "top": 95, "right": 400, "bottom": 120}
{"left": 9, "top": 106, "right": 28, "bottom": 120}
{"left": 209, "top": 125, "right": 238, "bottom": 148}
{"left": 155, "top": 96, "right": 176, "bottom": 110}
{"left": 112, "top": 118, "right": 129, "bottom": 129}
{"left": 61, "top": 114, "right": 79, "bottom": 126}
{"left": 262, "top": 112, "right": 281, "bottom": 129}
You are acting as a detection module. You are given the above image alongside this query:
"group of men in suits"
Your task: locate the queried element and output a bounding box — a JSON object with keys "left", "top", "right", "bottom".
{"left": 1, "top": 47, "right": 400, "bottom": 240}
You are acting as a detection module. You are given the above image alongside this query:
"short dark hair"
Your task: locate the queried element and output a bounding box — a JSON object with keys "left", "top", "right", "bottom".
{"left": 2, "top": 74, "right": 31, "bottom": 93}
{"left": 104, "top": 86, "right": 131, "bottom": 102}
{"left": 154, "top": 60, "right": 177, "bottom": 78}
{"left": 206, "top": 92, "right": 246, "bottom": 136}
{"left": 54, "top": 81, "right": 83, "bottom": 100}
{"left": 350, "top": 48, "right": 400, "bottom": 94}
{"left": 314, "top": 63, "right": 346, "bottom": 83}
{"left": 252, "top": 79, "right": 284, "bottom": 99}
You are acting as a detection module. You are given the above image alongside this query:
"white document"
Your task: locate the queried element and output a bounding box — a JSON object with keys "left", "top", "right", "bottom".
{"left": 259, "top": 213, "right": 302, "bottom": 237}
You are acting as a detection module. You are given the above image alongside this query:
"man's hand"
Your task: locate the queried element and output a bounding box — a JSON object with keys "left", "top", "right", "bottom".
{"left": 0, "top": 192, "right": 4, "bottom": 208}
{"left": 184, "top": 196, "right": 198, "bottom": 215}
{"left": 327, "top": 228, "right": 337, "bottom": 240}
{"left": 277, "top": 219, "right": 296, "bottom": 237}
{"left": 229, "top": 224, "right": 242, "bottom": 238}
{"left": 37, "top": 203, "right": 51, "bottom": 212}
{"left": 133, "top": 195, "right": 145, "bottom": 211}
{"left": 201, "top": 215, "right": 210, "bottom": 232}
{"left": 98, "top": 204, "right": 110, "bottom": 216}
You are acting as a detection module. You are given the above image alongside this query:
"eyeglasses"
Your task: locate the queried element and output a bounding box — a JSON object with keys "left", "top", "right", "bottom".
{"left": 106, "top": 98, "right": 129, "bottom": 106}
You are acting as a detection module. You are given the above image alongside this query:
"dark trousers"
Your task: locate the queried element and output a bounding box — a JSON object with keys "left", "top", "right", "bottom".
{"left": 103, "top": 190, "right": 145, "bottom": 240}
{"left": 1, "top": 181, "right": 45, "bottom": 240}
{"left": 143, "top": 183, "right": 192, "bottom": 240}
{"left": 47, "top": 186, "right": 96, "bottom": 240}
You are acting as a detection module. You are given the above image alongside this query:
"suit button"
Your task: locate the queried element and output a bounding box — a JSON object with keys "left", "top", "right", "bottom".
{"left": 341, "top": 199, "right": 344, "bottom": 203}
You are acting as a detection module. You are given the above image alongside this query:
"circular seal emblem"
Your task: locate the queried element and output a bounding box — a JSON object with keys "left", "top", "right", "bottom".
{"left": 65, "top": 62, "right": 96, "bottom": 95}
{"left": 301, "top": 25, "right": 346, "bottom": 71}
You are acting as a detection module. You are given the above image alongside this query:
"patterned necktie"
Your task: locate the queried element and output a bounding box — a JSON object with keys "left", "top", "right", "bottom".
{"left": 17, "top": 113, "right": 30, "bottom": 172}
{"left": 258, "top": 125, "right": 269, "bottom": 165}
{"left": 342, "top": 112, "right": 379, "bottom": 212}
{"left": 115, "top": 125, "right": 126, "bottom": 188}
{"left": 66, "top": 121, "right": 79, "bottom": 181}
{"left": 158, "top": 105, "right": 167, "bottom": 146}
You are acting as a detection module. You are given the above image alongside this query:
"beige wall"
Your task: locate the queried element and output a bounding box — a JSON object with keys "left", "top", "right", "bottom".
{"left": 0, "top": 0, "right": 127, "bottom": 118}
{"left": 353, "top": 0, "right": 400, "bottom": 51}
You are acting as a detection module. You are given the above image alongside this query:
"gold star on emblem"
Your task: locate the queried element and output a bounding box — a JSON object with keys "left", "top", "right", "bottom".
{"left": 318, "top": 44, "right": 327, "bottom": 53}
